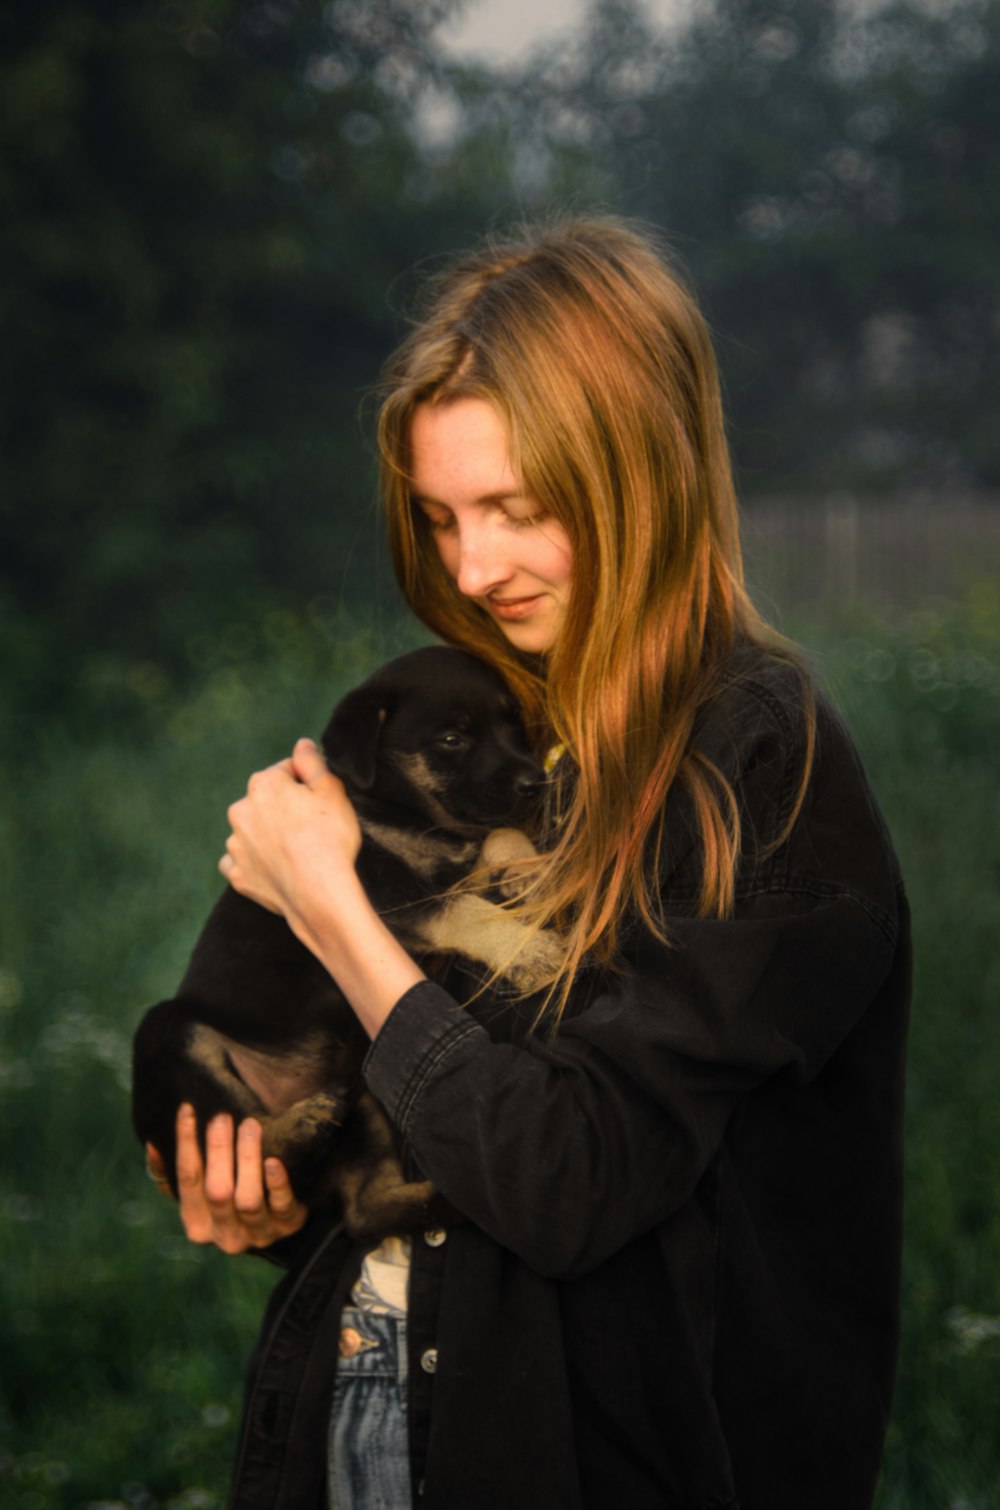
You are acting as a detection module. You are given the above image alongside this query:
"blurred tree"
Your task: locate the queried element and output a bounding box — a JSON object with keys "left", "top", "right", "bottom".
{"left": 0, "top": 0, "right": 470, "bottom": 712}
{"left": 465, "top": 0, "right": 1000, "bottom": 496}
{"left": 3, "top": 0, "right": 998, "bottom": 718}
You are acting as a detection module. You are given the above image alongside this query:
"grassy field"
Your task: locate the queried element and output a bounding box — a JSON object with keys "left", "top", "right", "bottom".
{"left": 2, "top": 591, "right": 998, "bottom": 1509}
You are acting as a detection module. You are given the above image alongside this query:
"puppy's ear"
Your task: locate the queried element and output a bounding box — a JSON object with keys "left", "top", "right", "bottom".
{"left": 321, "top": 688, "right": 388, "bottom": 791}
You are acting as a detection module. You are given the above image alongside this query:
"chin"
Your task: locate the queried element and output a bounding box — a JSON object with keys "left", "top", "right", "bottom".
{"left": 496, "top": 621, "right": 558, "bottom": 655}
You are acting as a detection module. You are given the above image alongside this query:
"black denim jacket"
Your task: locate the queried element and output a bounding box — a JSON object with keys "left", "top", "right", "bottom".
{"left": 227, "top": 650, "right": 910, "bottom": 1510}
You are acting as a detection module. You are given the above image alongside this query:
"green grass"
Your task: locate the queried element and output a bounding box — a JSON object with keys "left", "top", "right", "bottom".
{"left": 811, "top": 590, "right": 1000, "bottom": 1510}
{"left": 1, "top": 591, "right": 998, "bottom": 1508}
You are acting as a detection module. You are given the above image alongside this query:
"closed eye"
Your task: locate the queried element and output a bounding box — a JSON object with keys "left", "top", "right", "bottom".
{"left": 417, "top": 504, "right": 456, "bottom": 534}
{"left": 413, "top": 496, "right": 547, "bottom": 532}
{"left": 495, "top": 497, "right": 548, "bottom": 529}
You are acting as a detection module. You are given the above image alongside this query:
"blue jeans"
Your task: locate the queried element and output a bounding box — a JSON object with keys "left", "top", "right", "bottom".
{"left": 327, "top": 1307, "right": 412, "bottom": 1510}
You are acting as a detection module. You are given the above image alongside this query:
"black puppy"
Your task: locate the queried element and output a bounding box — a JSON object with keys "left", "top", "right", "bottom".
{"left": 132, "top": 647, "right": 560, "bottom": 1237}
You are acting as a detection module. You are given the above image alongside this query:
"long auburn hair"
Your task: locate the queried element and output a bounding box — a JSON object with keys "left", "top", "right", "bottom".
{"left": 377, "top": 216, "right": 813, "bottom": 1022}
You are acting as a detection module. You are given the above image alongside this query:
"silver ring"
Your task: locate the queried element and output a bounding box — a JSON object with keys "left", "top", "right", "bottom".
{"left": 145, "top": 1152, "right": 172, "bottom": 1189}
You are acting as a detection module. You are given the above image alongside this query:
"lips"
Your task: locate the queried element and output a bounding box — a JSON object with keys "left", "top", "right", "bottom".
{"left": 484, "top": 594, "right": 545, "bottom": 621}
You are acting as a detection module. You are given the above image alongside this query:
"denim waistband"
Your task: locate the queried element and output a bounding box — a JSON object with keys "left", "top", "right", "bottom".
{"left": 336, "top": 1306, "right": 408, "bottom": 1385}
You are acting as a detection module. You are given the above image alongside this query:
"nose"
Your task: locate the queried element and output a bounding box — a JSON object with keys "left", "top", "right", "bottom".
{"left": 514, "top": 762, "right": 545, "bottom": 802}
{"left": 453, "top": 518, "right": 512, "bottom": 599}
{"left": 515, "top": 772, "right": 543, "bottom": 801}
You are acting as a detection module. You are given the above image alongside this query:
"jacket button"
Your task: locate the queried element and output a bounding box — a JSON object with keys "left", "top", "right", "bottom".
{"left": 423, "top": 1227, "right": 447, "bottom": 1247}
{"left": 420, "top": 1347, "right": 439, "bottom": 1374}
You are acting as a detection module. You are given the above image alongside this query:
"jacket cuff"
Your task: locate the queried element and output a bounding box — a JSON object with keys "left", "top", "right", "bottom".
{"left": 363, "top": 979, "right": 480, "bottom": 1135}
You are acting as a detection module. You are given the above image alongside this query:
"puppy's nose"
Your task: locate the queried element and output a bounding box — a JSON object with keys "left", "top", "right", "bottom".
{"left": 515, "top": 772, "right": 543, "bottom": 801}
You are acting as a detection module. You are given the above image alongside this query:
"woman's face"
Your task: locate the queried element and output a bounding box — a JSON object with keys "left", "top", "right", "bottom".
{"left": 409, "top": 398, "right": 574, "bottom": 655}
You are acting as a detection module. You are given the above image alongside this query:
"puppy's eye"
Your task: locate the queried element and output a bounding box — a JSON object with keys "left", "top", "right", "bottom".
{"left": 435, "top": 731, "right": 468, "bottom": 751}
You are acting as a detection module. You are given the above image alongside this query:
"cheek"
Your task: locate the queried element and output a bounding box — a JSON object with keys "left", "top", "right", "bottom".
{"left": 432, "top": 532, "right": 460, "bottom": 580}
{"left": 537, "top": 525, "right": 574, "bottom": 590}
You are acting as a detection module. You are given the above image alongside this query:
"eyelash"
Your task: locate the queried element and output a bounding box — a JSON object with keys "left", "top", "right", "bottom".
{"left": 420, "top": 508, "right": 544, "bottom": 533}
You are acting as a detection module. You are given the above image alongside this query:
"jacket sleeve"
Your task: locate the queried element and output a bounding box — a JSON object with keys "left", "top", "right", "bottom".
{"left": 363, "top": 671, "right": 903, "bottom": 1279}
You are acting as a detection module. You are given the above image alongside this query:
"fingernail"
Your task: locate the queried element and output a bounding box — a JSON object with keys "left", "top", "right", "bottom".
{"left": 179, "top": 1104, "right": 195, "bottom": 1122}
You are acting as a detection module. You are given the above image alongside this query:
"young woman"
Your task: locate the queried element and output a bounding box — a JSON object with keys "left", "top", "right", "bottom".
{"left": 156, "top": 218, "right": 909, "bottom": 1510}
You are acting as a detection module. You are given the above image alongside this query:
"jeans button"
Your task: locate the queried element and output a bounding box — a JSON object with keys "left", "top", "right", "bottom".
{"left": 420, "top": 1347, "right": 439, "bottom": 1374}
{"left": 338, "top": 1327, "right": 363, "bottom": 1359}
{"left": 423, "top": 1227, "right": 447, "bottom": 1248}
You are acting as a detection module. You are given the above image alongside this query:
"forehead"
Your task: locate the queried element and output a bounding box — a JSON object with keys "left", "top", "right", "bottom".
{"left": 409, "top": 398, "right": 518, "bottom": 500}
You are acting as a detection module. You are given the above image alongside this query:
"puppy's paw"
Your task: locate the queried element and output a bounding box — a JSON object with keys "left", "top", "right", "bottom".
{"left": 501, "top": 927, "right": 566, "bottom": 993}
{"left": 264, "top": 1089, "right": 349, "bottom": 1154}
{"left": 479, "top": 827, "right": 539, "bottom": 900}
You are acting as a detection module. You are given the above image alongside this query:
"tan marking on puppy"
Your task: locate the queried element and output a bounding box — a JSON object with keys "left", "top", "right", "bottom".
{"left": 479, "top": 828, "right": 538, "bottom": 867}
{"left": 362, "top": 818, "right": 479, "bottom": 884}
{"left": 187, "top": 1026, "right": 266, "bottom": 1119}
{"left": 389, "top": 752, "right": 486, "bottom": 837}
{"left": 188, "top": 1025, "right": 343, "bottom": 1117}
{"left": 478, "top": 827, "right": 541, "bottom": 900}
{"left": 263, "top": 1091, "right": 347, "bottom": 1157}
{"left": 410, "top": 893, "right": 564, "bottom": 993}
{"left": 187, "top": 1038, "right": 349, "bottom": 1188}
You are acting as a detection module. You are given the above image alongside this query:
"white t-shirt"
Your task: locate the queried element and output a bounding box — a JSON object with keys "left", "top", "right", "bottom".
{"left": 350, "top": 1234, "right": 411, "bottom": 1318}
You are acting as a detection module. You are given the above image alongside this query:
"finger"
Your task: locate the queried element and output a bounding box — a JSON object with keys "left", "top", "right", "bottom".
{"left": 145, "top": 1143, "right": 174, "bottom": 1198}
{"left": 174, "top": 1104, "right": 214, "bottom": 1242}
{"left": 203, "top": 1112, "right": 237, "bottom": 1208}
{"left": 145, "top": 1142, "right": 167, "bottom": 1178}
{"left": 232, "top": 1118, "right": 267, "bottom": 1222}
{"left": 233, "top": 1122, "right": 303, "bottom": 1246}
{"left": 291, "top": 737, "right": 331, "bottom": 787}
{"left": 175, "top": 1103, "right": 203, "bottom": 1186}
{"left": 202, "top": 1113, "right": 257, "bottom": 1253}
{"left": 246, "top": 758, "right": 296, "bottom": 798}
{"left": 263, "top": 1156, "right": 308, "bottom": 1232}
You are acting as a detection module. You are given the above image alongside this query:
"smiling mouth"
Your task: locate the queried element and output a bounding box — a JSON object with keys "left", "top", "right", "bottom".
{"left": 485, "top": 594, "right": 544, "bottom": 621}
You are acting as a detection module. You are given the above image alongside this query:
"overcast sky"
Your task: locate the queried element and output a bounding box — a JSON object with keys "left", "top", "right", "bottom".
{"left": 436, "top": 0, "right": 691, "bottom": 65}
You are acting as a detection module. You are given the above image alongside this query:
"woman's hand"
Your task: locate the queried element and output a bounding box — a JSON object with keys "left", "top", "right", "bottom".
{"left": 219, "top": 738, "right": 362, "bottom": 926}
{"left": 221, "top": 733, "right": 426, "bottom": 1039}
{"left": 146, "top": 1104, "right": 309, "bottom": 1253}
